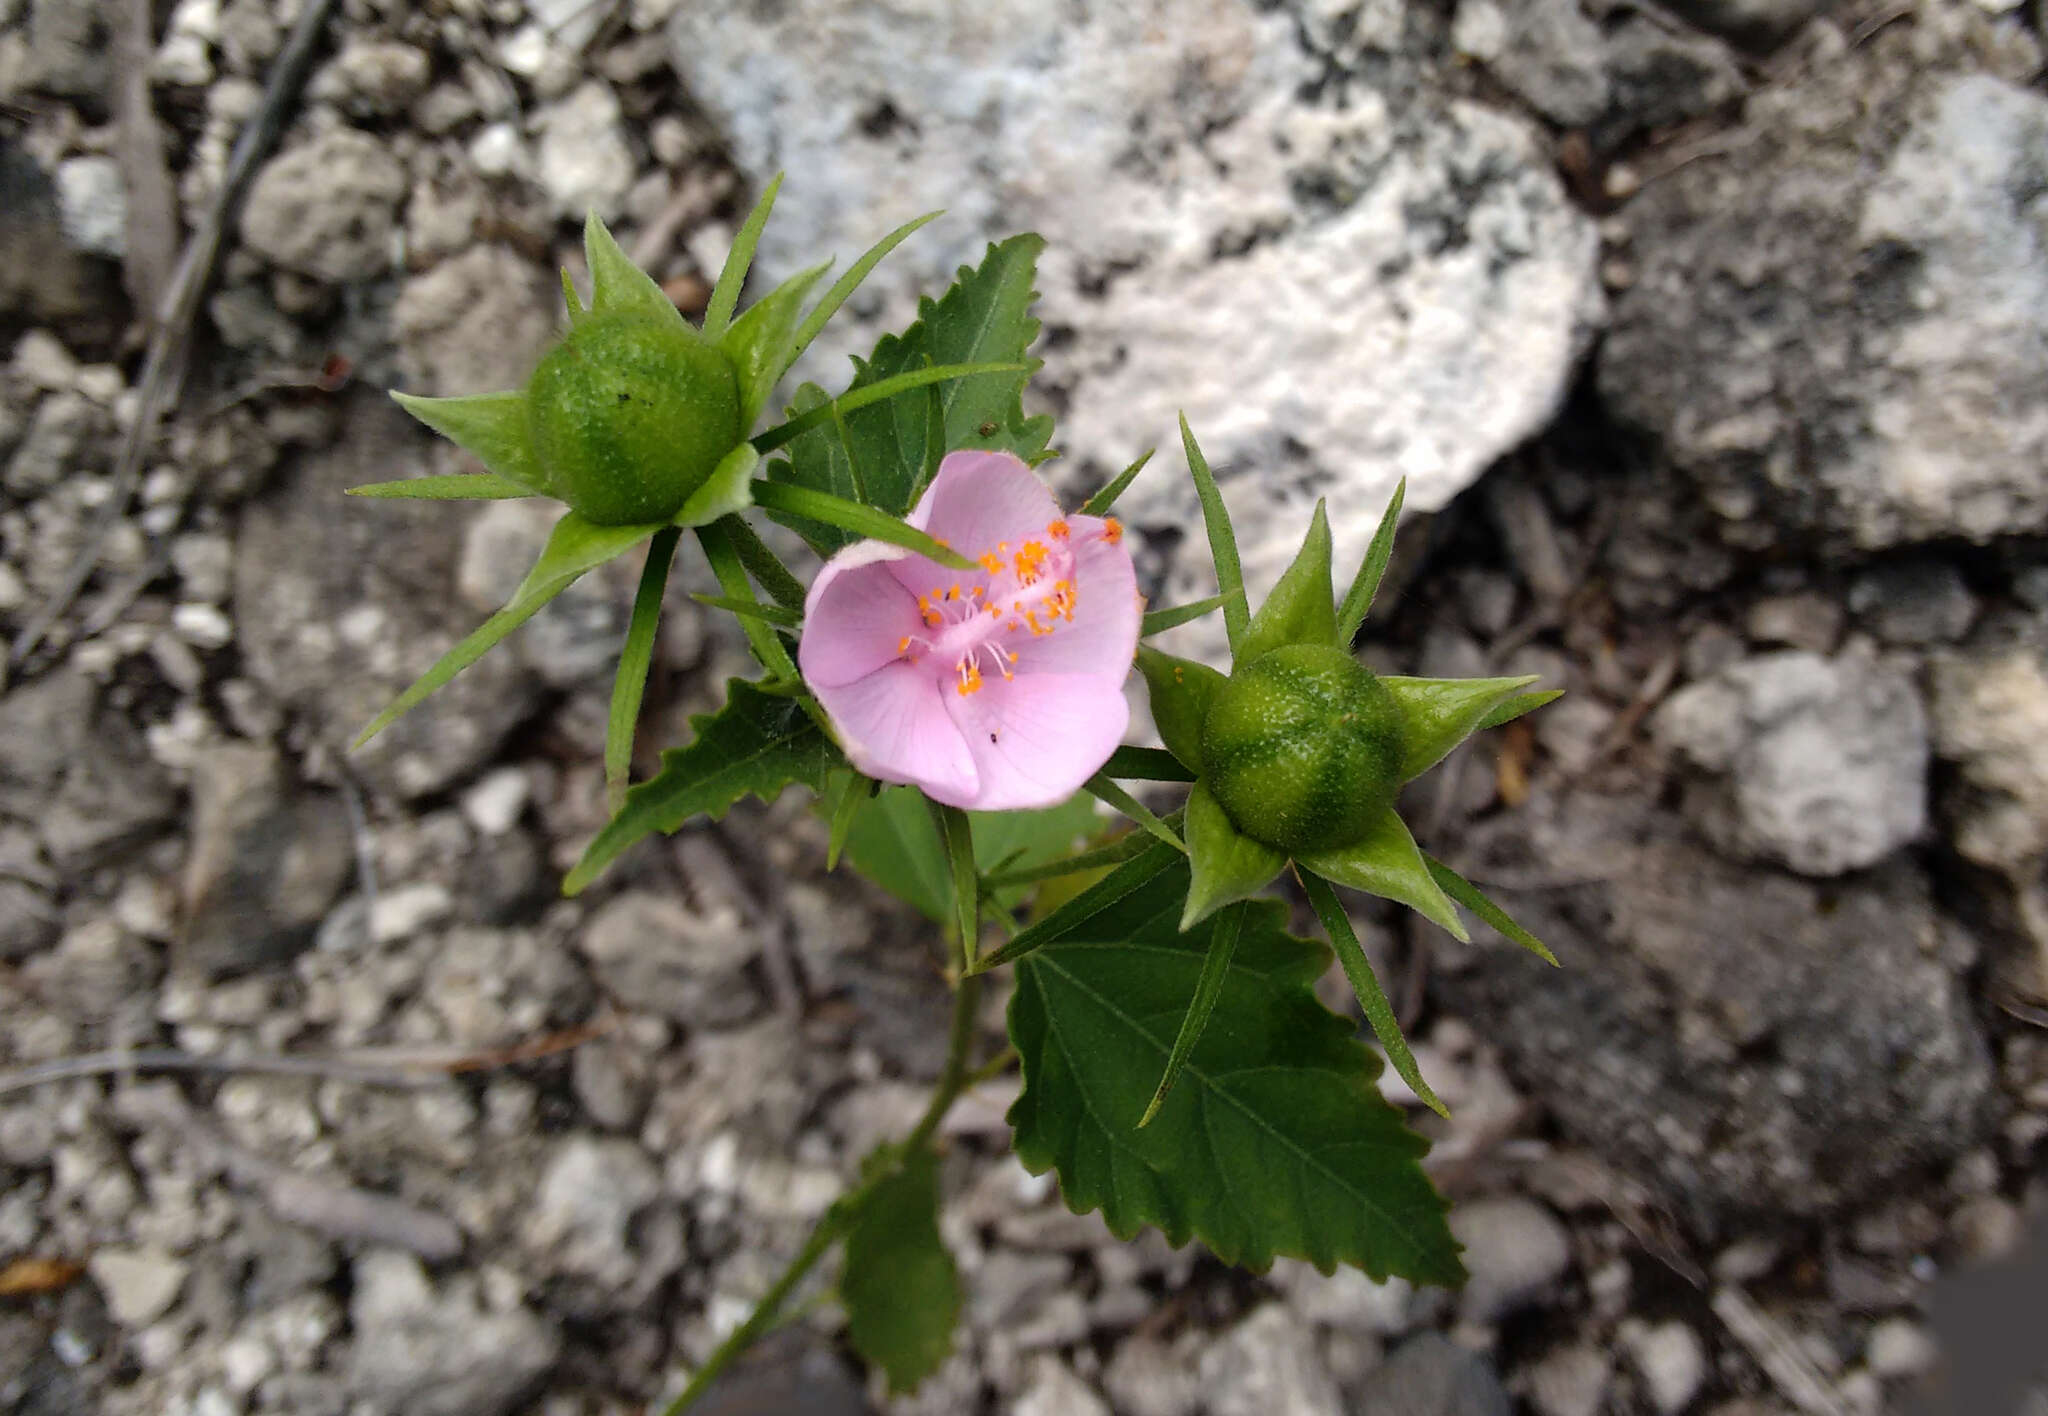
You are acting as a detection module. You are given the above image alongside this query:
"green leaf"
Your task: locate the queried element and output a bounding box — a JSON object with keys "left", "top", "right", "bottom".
{"left": 605, "top": 526, "right": 680, "bottom": 804}
{"left": 1006, "top": 848, "right": 1465, "bottom": 1283}
{"left": 1425, "top": 856, "right": 1557, "bottom": 965}
{"left": 670, "top": 442, "right": 760, "bottom": 531}
{"left": 565, "top": 678, "right": 841, "bottom": 894}
{"left": 1295, "top": 810, "right": 1468, "bottom": 942}
{"left": 786, "top": 211, "right": 941, "bottom": 372}
{"left": 750, "top": 362, "right": 1028, "bottom": 458}
{"left": 390, "top": 390, "right": 551, "bottom": 495}
{"left": 977, "top": 837, "right": 1185, "bottom": 973}
{"left": 748, "top": 479, "right": 977, "bottom": 571}
{"left": 1239, "top": 500, "right": 1336, "bottom": 665}
{"left": 345, "top": 472, "right": 539, "bottom": 501}
{"left": 1379, "top": 675, "right": 1539, "bottom": 783}
{"left": 1141, "top": 594, "right": 1232, "bottom": 638}
{"left": 703, "top": 174, "right": 783, "bottom": 340}
{"left": 1083, "top": 773, "right": 1184, "bottom": 854}
{"left": 767, "top": 236, "right": 1051, "bottom": 555}
{"left": 1079, "top": 448, "right": 1154, "bottom": 517}
{"left": 1298, "top": 868, "right": 1446, "bottom": 1118}
{"left": 1179, "top": 417, "right": 1248, "bottom": 659}
{"left": 841, "top": 1147, "right": 960, "bottom": 1393}
{"left": 1099, "top": 744, "right": 1198, "bottom": 783}
{"left": 354, "top": 512, "right": 658, "bottom": 748}
{"left": 1336, "top": 478, "right": 1406, "bottom": 644}
{"left": 1182, "top": 782, "right": 1287, "bottom": 930}
{"left": 842, "top": 789, "right": 1101, "bottom": 925}
{"left": 1137, "top": 901, "right": 1244, "bottom": 1127}
{"left": 582, "top": 210, "right": 686, "bottom": 329}
{"left": 1476, "top": 688, "right": 1563, "bottom": 733}
{"left": 722, "top": 261, "right": 830, "bottom": 430}
{"left": 1135, "top": 648, "right": 1226, "bottom": 772}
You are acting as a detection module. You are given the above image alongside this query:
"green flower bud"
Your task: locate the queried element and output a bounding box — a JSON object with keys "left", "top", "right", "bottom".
{"left": 1199, "top": 643, "right": 1405, "bottom": 854}
{"left": 525, "top": 311, "right": 742, "bottom": 525}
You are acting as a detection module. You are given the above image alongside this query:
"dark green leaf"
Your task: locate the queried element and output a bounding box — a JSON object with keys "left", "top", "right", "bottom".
{"left": 1006, "top": 849, "right": 1465, "bottom": 1282}
{"left": 841, "top": 1147, "right": 960, "bottom": 1393}
{"left": 1182, "top": 782, "right": 1287, "bottom": 930}
{"left": 842, "top": 789, "right": 1101, "bottom": 925}
{"left": 1135, "top": 649, "right": 1226, "bottom": 772}
{"left": 390, "top": 390, "right": 551, "bottom": 494}
{"left": 1378, "top": 674, "right": 1539, "bottom": 783}
{"left": 345, "top": 472, "right": 539, "bottom": 501}
{"left": 767, "top": 237, "right": 1051, "bottom": 555}
{"left": 564, "top": 679, "right": 841, "bottom": 893}
{"left": 1138, "top": 901, "right": 1244, "bottom": 1127}
{"left": 605, "top": 527, "right": 680, "bottom": 802}
{"left": 1239, "top": 499, "right": 1335, "bottom": 664}
{"left": 1299, "top": 868, "right": 1445, "bottom": 1117}
{"left": 1336, "top": 478, "right": 1406, "bottom": 643}
{"left": 354, "top": 512, "right": 659, "bottom": 748}
{"left": 1295, "top": 810, "right": 1467, "bottom": 941}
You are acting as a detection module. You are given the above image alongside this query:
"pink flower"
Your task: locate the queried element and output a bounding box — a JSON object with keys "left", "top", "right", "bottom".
{"left": 799, "top": 450, "right": 1140, "bottom": 811}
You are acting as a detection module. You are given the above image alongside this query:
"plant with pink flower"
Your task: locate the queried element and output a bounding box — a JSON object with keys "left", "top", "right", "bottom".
{"left": 350, "top": 183, "right": 1568, "bottom": 1410}
{"left": 798, "top": 450, "right": 1139, "bottom": 811}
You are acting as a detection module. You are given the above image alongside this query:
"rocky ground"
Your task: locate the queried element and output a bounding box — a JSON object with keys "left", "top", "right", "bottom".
{"left": 1, "top": 0, "right": 2046, "bottom": 1413}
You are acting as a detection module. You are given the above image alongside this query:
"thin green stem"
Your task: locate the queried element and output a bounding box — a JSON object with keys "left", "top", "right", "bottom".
{"left": 659, "top": 971, "right": 984, "bottom": 1415}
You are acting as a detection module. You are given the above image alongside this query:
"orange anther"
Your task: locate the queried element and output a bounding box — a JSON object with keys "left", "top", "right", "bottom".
{"left": 1048, "top": 519, "right": 1070, "bottom": 540}
{"left": 1102, "top": 518, "right": 1123, "bottom": 544}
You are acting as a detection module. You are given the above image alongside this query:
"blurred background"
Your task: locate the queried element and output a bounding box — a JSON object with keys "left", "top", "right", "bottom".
{"left": 0, "top": 0, "right": 2044, "bottom": 1412}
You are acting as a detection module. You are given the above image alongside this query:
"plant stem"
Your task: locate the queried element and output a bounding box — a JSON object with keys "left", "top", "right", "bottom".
{"left": 659, "top": 970, "right": 985, "bottom": 1414}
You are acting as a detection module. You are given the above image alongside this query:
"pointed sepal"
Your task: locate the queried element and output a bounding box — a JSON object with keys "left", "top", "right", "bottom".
{"left": 1180, "top": 415, "right": 1249, "bottom": 657}
{"left": 703, "top": 173, "right": 784, "bottom": 339}
{"left": 1379, "top": 674, "right": 1541, "bottom": 783}
{"left": 671, "top": 442, "right": 759, "bottom": 530}
{"left": 1137, "top": 647, "right": 1226, "bottom": 772}
{"left": 582, "top": 210, "right": 686, "bottom": 329}
{"left": 1295, "top": 809, "right": 1469, "bottom": 941}
{"left": 1477, "top": 688, "right": 1564, "bottom": 732}
{"left": 1182, "top": 781, "right": 1288, "bottom": 931}
{"left": 721, "top": 260, "right": 831, "bottom": 430}
{"left": 390, "top": 390, "right": 551, "bottom": 495}
{"left": 1239, "top": 499, "right": 1336, "bottom": 664}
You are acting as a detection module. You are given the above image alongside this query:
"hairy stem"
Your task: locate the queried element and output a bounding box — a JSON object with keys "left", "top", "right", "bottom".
{"left": 660, "top": 970, "right": 985, "bottom": 1413}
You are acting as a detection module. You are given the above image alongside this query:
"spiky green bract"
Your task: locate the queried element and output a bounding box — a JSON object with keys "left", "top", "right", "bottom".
{"left": 604, "top": 527, "right": 681, "bottom": 803}
{"left": 1005, "top": 841, "right": 1465, "bottom": 1284}
{"left": 1337, "top": 478, "right": 1406, "bottom": 643}
{"left": 1179, "top": 417, "right": 1248, "bottom": 656}
{"left": 564, "top": 679, "right": 842, "bottom": 894}
{"left": 1477, "top": 688, "right": 1565, "bottom": 732}
{"left": 1238, "top": 499, "right": 1336, "bottom": 664}
{"left": 345, "top": 471, "right": 538, "bottom": 501}
{"left": 354, "top": 512, "right": 662, "bottom": 750}
{"left": 841, "top": 1147, "right": 960, "bottom": 1394}
{"left": 1425, "top": 856, "right": 1557, "bottom": 965}
{"left": 1295, "top": 810, "right": 1468, "bottom": 943}
{"left": 838, "top": 789, "right": 1100, "bottom": 926}
{"left": 1181, "top": 782, "right": 1287, "bottom": 931}
{"left": 722, "top": 261, "right": 829, "bottom": 430}
{"left": 1136, "top": 648, "right": 1226, "bottom": 772}
{"left": 389, "top": 391, "right": 551, "bottom": 494}
{"left": 765, "top": 236, "right": 1052, "bottom": 556}
{"left": 1378, "top": 674, "right": 1540, "bottom": 784}
{"left": 525, "top": 312, "right": 741, "bottom": 526}
{"left": 1201, "top": 645, "right": 1405, "bottom": 855}
{"left": 1298, "top": 868, "right": 1446, "bottom": 1118}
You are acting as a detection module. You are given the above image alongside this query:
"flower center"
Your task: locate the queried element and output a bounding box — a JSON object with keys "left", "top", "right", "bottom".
{"left": 893, "top": 518, "right": 1115, "bottom": 695}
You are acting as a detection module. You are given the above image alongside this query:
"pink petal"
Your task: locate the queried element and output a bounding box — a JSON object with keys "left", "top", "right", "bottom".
{"left": 939, "top": 672, "right": 1130, "bottom": 811}
{"left": 799, "top": 541, "right": 925, "bottom": 689}
{"left": 815, "top": 660, "right": 980, "bottom": 802}
{"left": 1008, "top": 518, "right": 1141, "bottom": 678}
{"left": 886, "top": 450, "right": 1061, "bottom": 598}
